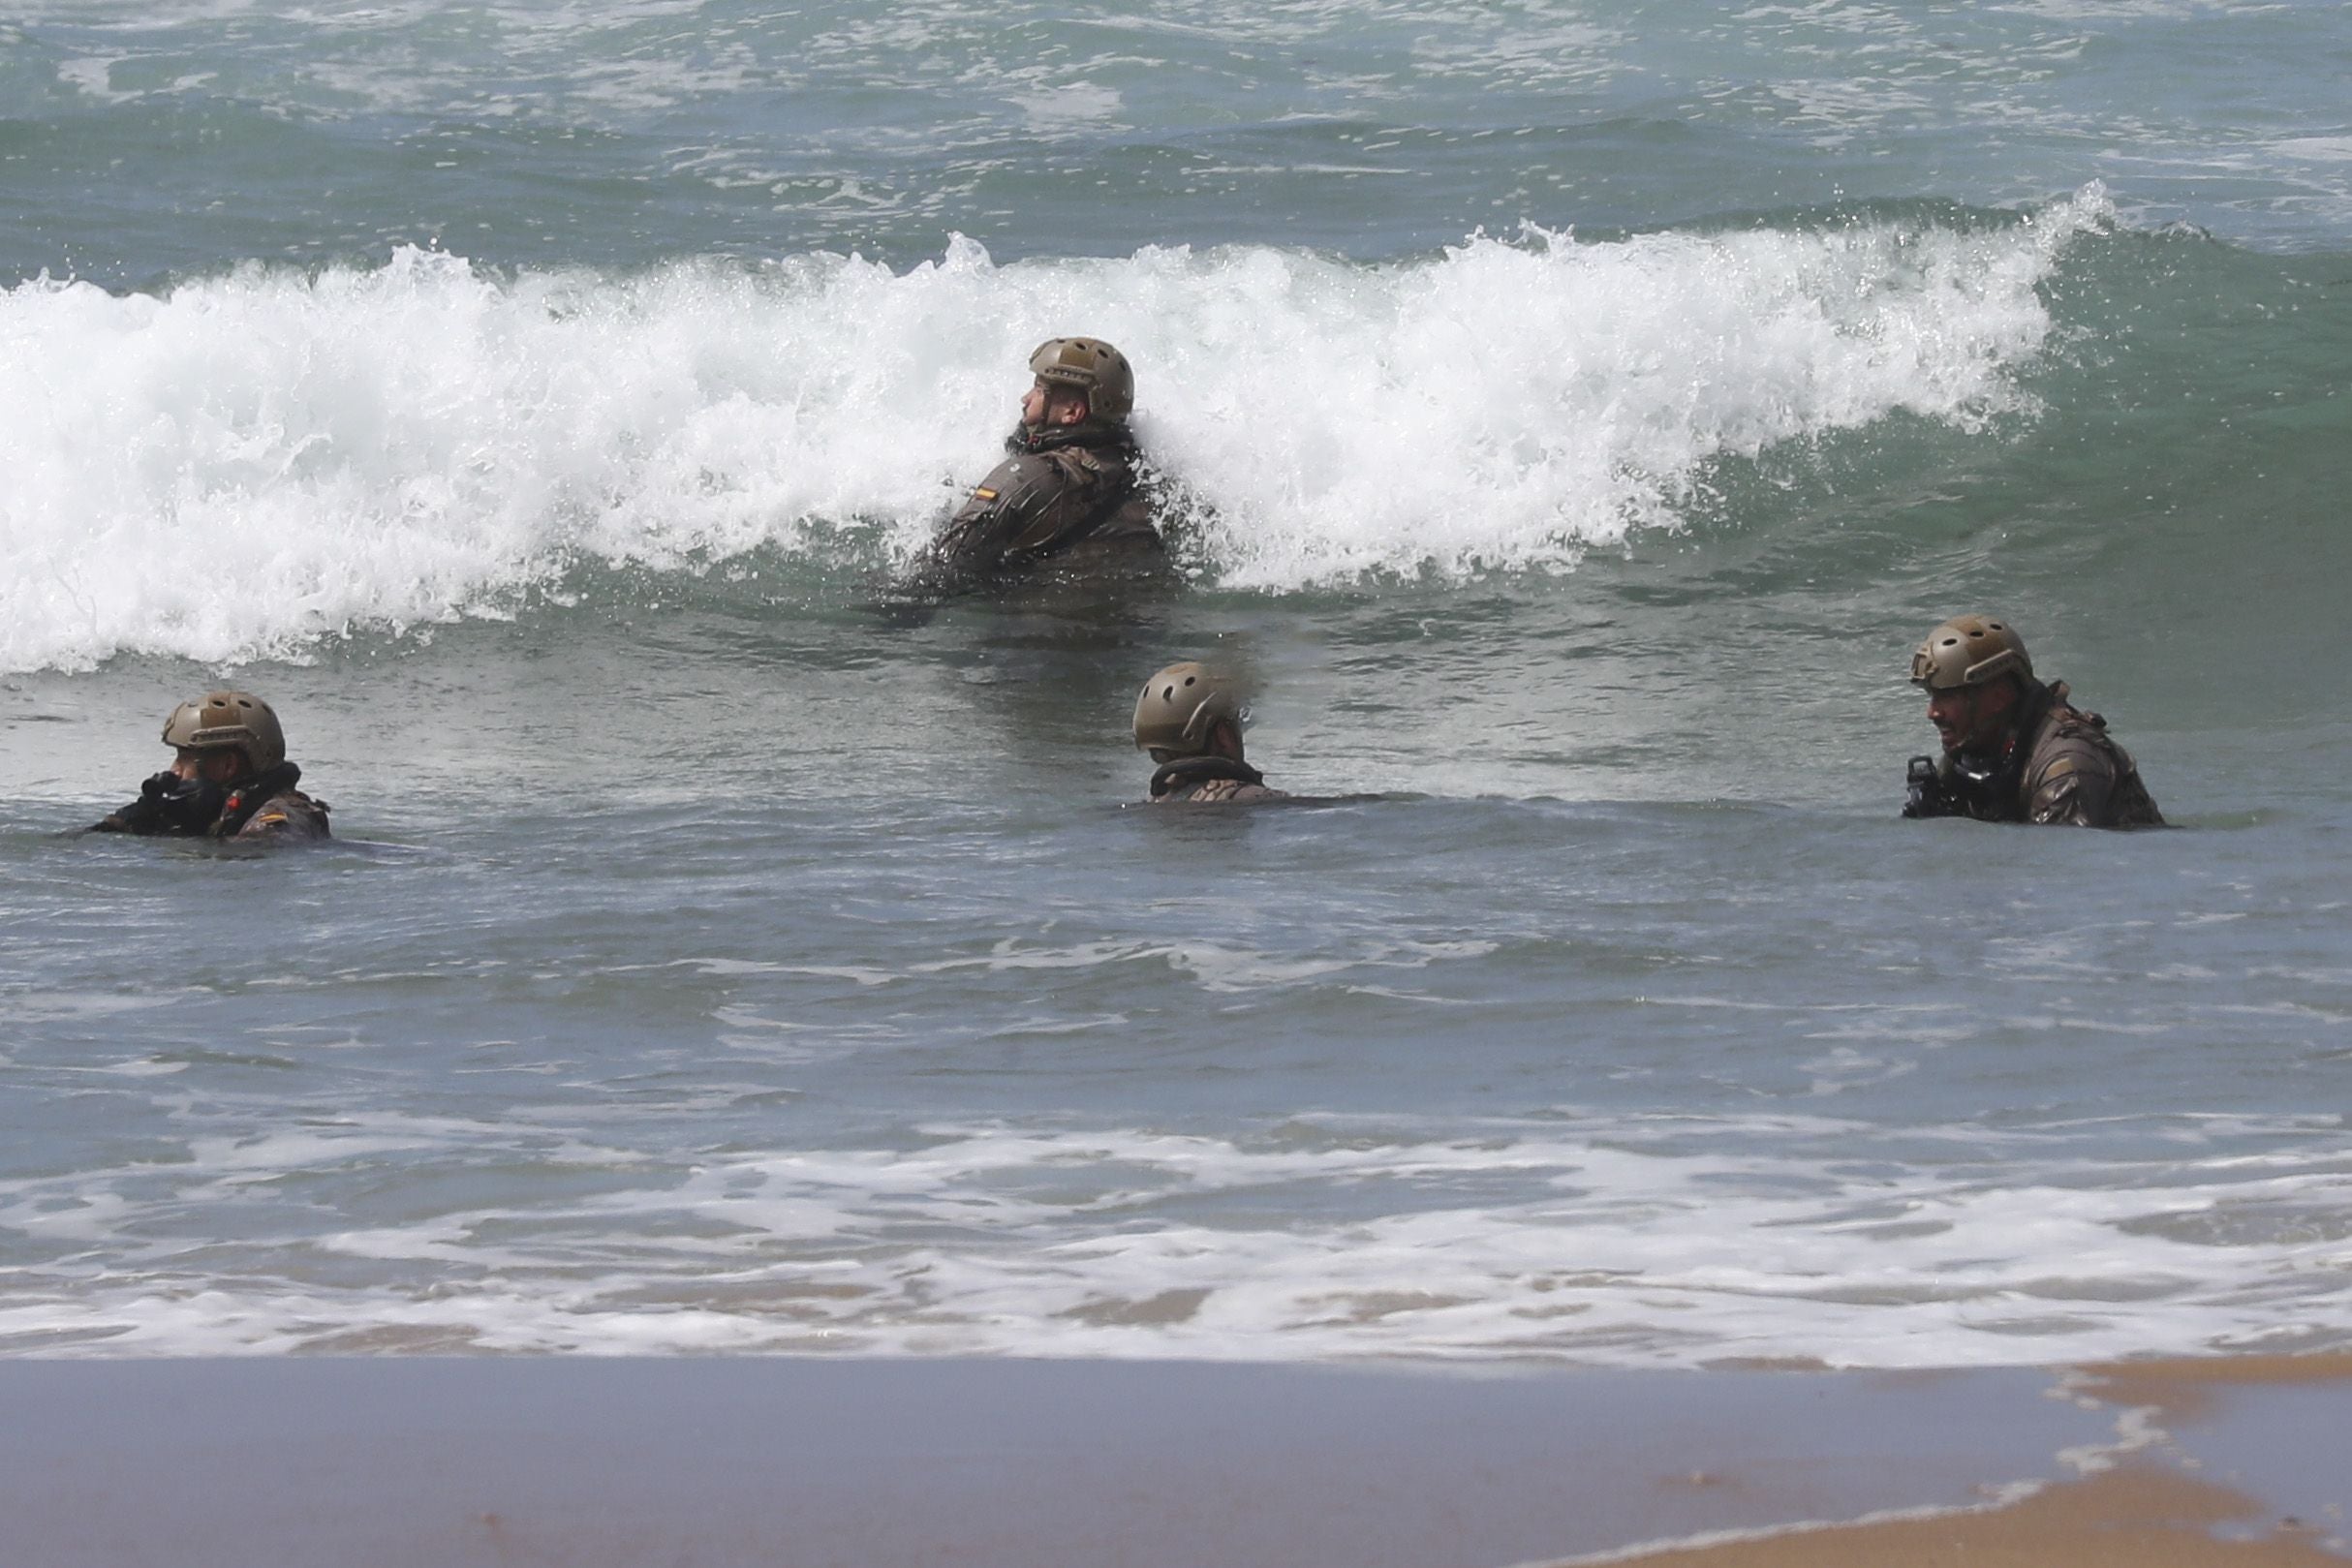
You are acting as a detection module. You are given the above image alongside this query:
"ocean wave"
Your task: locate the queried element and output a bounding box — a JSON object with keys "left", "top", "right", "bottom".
{"left": 0, "top": 190, "right": 2107, "bottom": 672}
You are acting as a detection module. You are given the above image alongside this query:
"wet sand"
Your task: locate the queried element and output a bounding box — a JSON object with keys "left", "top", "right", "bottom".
{"left": 0, "top": 1354, "right": 2341, "bottom": 1567}
{"left": 1566, "top": 1466, "right": 2345, "bottom": 1568}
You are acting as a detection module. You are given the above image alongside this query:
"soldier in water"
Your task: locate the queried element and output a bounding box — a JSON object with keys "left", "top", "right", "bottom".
{"left": 1132, "top": 661, "right": 1289, "bottom": 804}
{"left": 1902, "top": 614, "right": 2163, "bottom": 828}
{"left": 902, "top": 337, "right": 1168, "bottom": 597}
{"left": 88, "top": 690, "right": 331, "bottom": 843}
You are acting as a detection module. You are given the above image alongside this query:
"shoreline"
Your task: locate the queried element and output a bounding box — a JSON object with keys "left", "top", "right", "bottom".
{"left": 2, "top": 1352, "right": 2344, "bottom": 1567}
{"left": 1555, "top": 1353, "right": 2352, "bottom": 1568}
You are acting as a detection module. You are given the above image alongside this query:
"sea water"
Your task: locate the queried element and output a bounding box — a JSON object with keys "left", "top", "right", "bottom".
{"left": 0, "top": 0, "right": 2347, "bottom": 1364}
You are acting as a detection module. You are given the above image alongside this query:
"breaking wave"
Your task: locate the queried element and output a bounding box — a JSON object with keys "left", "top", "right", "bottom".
{"left": 0, "top": 189, "right": 2110, "bottom": 671}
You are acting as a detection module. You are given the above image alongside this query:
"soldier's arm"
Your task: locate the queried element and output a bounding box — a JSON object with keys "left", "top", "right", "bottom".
{"left": 2026, "top": 746, "right": 2117, "bottom": 827}
{"left": 86, "top": 774, "right": 178, "bottom": 834}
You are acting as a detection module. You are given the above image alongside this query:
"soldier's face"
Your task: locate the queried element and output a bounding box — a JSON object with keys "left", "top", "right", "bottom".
{"left": 1022, "top": 380, "right": 1089, "bottom": 427}
{"left": 1926, "top": 683, "right": 2014, "bottom": 753}
{"left": 170, "top": 748, "right": 246, "bottom": 784}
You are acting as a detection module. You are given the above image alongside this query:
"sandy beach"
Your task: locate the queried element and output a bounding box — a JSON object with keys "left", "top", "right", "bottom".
{"left": 2, "top": 1353, "right": 2342, "bottom": 1567}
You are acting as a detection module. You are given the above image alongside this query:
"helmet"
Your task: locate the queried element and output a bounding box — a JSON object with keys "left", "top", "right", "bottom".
{"left": 1029, "top": 337, "right": 1134, "bottom": 422}
{"left": 1132, "top": 661, "right": 1242, "bottom": 756}
{"left": 161, "top": 690, "right": 286, "bottom": 771}
{"left": 1909, "top": 615, "right": 2032, "bottom": 691}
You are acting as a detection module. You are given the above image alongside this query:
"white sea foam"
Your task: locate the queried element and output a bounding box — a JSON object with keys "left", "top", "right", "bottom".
{"left": 0, "top": 191, "right": 2107, "bottom": 672}
{"left": 0, "top": 1106, "right": 2345, "bottom": 1362}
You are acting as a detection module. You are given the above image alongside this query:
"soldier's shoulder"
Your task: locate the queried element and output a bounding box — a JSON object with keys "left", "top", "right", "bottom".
{"left": 1169, "top": 779, "right": 1288, "bottom": 804}
{"left": 2023, "top": 702, "right": 2165, "bottom": 828}
{"left": 234, "top": 788, "right": 332, "bottom": 842}
{"left": 2027, "top": 729, "right": 2116, "bottom": 778}
{"left": 969, "top": 450, "right": 1053, "bottom": 496}
{"left": 1039, "top": 444, "right": 1127, "bottom": 490}
{"left": 2030, "top": 702, "right": 2126, "bottom": 770}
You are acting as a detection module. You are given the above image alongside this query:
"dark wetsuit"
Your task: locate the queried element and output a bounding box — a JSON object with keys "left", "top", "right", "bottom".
{"left": 1147, "top": 756, "right": 1289, "bottom": 805}
{"left": 90, "top": 762, "right": 332, "bottom": 843}
{"left": 908, "top": 420, "right": 1165, "bottom": 594}
{"left": 1907, "top": 680, "right": 2163, "bottom": 828}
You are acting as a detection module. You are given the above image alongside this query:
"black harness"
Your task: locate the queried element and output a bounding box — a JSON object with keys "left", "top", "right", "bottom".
{"left": 1149, "top": 755, "right": 1265, "bottom": 800}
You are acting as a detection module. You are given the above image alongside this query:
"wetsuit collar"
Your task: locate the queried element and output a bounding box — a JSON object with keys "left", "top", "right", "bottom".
{"left": 1149, "top": 755, "right": 1263, "bottom": 799}
{"left": 1010, "top": 419, "right": 1136, "bottom": 457}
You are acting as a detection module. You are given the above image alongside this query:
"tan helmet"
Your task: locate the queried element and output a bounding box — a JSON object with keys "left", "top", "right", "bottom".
{"left": 1909, "top": 615, "right": 2033, "bottom": 691}
{"left": 161, "top": 690, "right": 286, "bottom": 771}
{"left": 1029, "top": 336, "right": 1134, "bottom": 422}
{"left": 1132, "top": 661, "right": 1242, "bottom": 756}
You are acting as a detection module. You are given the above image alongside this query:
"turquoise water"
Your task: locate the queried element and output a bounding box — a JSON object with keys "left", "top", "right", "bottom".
{"left": 1, "top": 0, "right": 2348, "bottom": 1364}
{"left": 7, "top": 0, "right": 2351, "bottom": 285}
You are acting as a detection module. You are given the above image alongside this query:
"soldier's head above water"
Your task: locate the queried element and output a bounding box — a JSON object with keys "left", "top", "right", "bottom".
{"left": 1910, "top": 613, "right": 2033, "bottom": 756}
{"left": 1132, "top": 662, "right": 1288, "bottom": 805}
{"left": 1133, "top": 661, "right": 1244, "bottom": 764}
{"left": 160, "top": 690, "right": 286, "bottom": 784}
{"left": 1023, "top": 337, "right": 1134, "bottom": 431}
